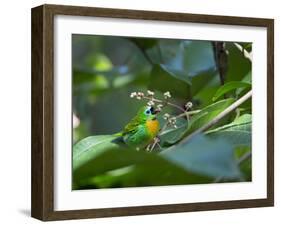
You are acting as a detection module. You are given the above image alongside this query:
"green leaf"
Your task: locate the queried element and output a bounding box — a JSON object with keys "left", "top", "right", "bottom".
{"left": 83, "top": 153, "right": 211, "bottom": 189}
{"left": 208, "top": 130, "right": 251, "bottom": 147}
{"left": 85, "top": 53, "right": 113, "bottom": 72}
{"left": 241, "top": 71, "right": 252, "bottom": 83}
{"left": 235, "top": 146, "right": 251, "bottom": 181}
{"left": 191, "top": 70, "right": 221, "bottom": 107}
{"left": 159, "top": 118, "right": 188, "bottom": 145}
{"left": 73, "top": 133, "right": 242, "bottom": 189}
{"left": 236, "top": 72, "right": 252, "bottom": 96}
{"left": 147, "top": 40, "right": 215, "bottom": 84}
{"left": 208, "top": 113, "right": 251, "bottom": 132}
{"left": 225, "top": 43, "right": 251, "bottom": 82}
{"left": 129, "top": 38, "right": 158, "bottom": 50}
{"left": 73, "top": 135, "right": 125, "bottom": 185}
{"left": 149, "top": 64, "right": 191, "bottom": 99}
{"left": 160, "top": 64, "right": 191, "bottom": 84}
{"left": 73, "top": 140, "right": 212, "bottom": 189}
{"left": 148, "top": 40, "right": 182, "bottom": 65}
{"left": 161, "top": 135, "right": 241, "bottom": 179}
{"left": 191, "top": 70, "right": 218, "bottom": 96}
{"left": 182, "top": 41, "right": 216, "bottom": 76}
{"left": 185, "top": 98, "right": 235, "bottom": 135}
{"left": 206, "top": 114, "right": 251, "bottom": 146}
{"left": 212, "top": 81, "right": 251, "bottom": 101}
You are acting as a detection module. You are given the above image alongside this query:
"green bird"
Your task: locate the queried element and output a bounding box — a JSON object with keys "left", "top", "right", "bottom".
{"left": 116, "top": 106, "right": 160, "bottom": 149}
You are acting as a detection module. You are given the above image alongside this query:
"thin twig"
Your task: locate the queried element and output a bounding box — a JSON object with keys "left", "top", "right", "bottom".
{"left": 147, "top": 137, "right": 160, "bottom": 152}
{"left": 175, "top": 110, "right": 201, "bottom": 119}
{"left": 180, "top": 90, "right": 252, "bottom": 144}
{"left": 237, "top": 151, "right": 252, "bottom": 165}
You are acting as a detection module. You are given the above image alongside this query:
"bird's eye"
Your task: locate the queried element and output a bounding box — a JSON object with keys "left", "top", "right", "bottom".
{"left": 145, "top": 109, "right": 151, "bottom": 115}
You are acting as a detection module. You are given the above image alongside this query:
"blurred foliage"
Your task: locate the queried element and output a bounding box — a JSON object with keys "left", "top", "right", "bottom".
{"left": 72, "top": 34, "right": 252, "bottom": 189}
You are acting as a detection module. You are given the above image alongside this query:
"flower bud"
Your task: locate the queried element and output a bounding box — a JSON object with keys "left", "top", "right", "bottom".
{"left": 164, "top": 91, "right": 171, "bottom": 99}
{"left": 185, "top": 101, "right": 193, "bottom": 109}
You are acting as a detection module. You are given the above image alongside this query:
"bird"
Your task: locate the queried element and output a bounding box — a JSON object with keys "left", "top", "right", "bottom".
{"left": 115, "top": 106, "right": 160, "bottom": 150}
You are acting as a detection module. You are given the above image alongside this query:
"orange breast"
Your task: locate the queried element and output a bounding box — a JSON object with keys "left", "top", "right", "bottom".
{"left": 146, "top": 119, "right": 160, "bottom": 137}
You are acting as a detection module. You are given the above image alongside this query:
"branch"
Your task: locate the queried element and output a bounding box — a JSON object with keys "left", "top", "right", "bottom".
{"left": 179, "top": 90, "right": 252, "bottom": 144}
{"left": 212, "top": 41, "right": 228, "bottom": 86}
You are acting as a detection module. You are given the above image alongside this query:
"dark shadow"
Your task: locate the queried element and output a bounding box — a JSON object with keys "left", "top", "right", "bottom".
{"left": 18, "top": 209, "right": 30, "bottom": 217}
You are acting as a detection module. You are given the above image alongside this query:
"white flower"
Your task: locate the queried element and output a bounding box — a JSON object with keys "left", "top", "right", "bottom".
{"left": 156, "top": 104, "right": 163, "bottom": 111}
{"left": 185, "top": 101, "right": 193, "bottom": 109}
{"left": 169, "top": 117, "right": 177, "bottom": 124}
{"left": 130, "top": 92, "right": 137, "bottom": 98}
{"left": 137, "top": 92, "right": 144, "bottom": 97}
{"left": 167, "top": 117, "right": 177, "bottom": 127}
{"left": 132, "top": 91, "right": 144, "bottom": 100}
{"left": 164, "top": 91, "right": 171, "bottom": 99}
{"left": 163, "top": 113, "right": 170, "bottom": 120}
{"left": 147, "top": 90, "right": 155, "bottom": 96}
{"left": 147, "top": 100, "right": 155, "bottom": 106}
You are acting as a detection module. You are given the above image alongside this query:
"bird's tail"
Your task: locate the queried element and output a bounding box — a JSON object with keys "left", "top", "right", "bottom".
{"left": 113, "top": 132, "right": 123, "bottom": 137}
{"left": 111, "top": 132, "right": 125, "bottom": 145}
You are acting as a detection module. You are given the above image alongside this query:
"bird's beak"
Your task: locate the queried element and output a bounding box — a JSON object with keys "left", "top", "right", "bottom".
{"left": 151, "top": 107, "right": 160, "bottom": 115}
{"left": 154, "top": 109, "right": 160, "bottom": 114}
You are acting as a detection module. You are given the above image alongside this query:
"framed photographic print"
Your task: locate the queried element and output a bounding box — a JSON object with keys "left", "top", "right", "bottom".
{"left": 31, "top": 4, "right": 274, "bottom": 221}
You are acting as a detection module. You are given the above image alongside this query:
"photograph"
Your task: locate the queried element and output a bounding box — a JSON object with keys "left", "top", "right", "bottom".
{"left": 72, "top": 34, "right": 252, "bottom": 190}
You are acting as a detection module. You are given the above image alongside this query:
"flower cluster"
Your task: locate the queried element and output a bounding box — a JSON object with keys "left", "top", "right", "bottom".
{"left": 129, "top": 90, "right": 196, "bottom": 151}
{"left": 163, "top": 113, "right": 177, "bottom": 128}
{"left": 130, "top": 90, "right": 174, "bottom": 113}
{"left": 130, "top": 90, "right": 172, "bottom": 101}
{"left": 147, "top": 100, "right": 155, "bottom": 106}
{"left": 185, "top": 101, "right": 193, "bottom": 110}
{"left": 156, "top": 104, "right": 163, "bottom": 111}
{"left": 163, "top": 91, "right": 171, "bottom": 99}
{"left": 147, "top": 90, "right": 155, "bottom": 97}
{"left": 163, "top": 113, "right": 170, "bottom": 120}
{"left": 130, "top": 92, "right": 145, "bottom": 100}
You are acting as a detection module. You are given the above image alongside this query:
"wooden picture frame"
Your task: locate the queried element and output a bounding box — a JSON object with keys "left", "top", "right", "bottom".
{"left": 31, "top": 4, "right": 274, "bottom": 221}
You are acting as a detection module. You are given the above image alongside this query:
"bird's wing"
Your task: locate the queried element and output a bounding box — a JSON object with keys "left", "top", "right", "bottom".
{"left": 122, "top": 116, "right": 141, "bottom": 135}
